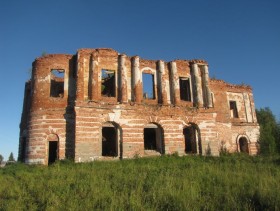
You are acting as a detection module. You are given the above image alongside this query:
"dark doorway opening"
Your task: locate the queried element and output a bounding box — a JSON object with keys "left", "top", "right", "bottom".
{"left": 144, "top": 124, "right": 164, "bottom": 154}
{"left": 48, "top": 141, "right": 58, "bottom": 165}
{"left": 183, "top": 126, "right": 198, "bottom": 154}
{"left": 239, "top": 137, "right": 249, "bottom": 154}
{"left": 102, "top": 126, "right": 117, "bottom": 156}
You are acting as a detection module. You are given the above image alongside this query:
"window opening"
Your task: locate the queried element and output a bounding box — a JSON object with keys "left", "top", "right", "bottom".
{"left": 144, "top": 128, "right": 157, "bottom": 150}
{"left": 230, "top": 101, "right": 239, "bottom": 118}
{"left": 50, "top": 69, "right": 65, "bottom": 98}
{"left": 239, "top": 137, "right": 249, "bottom": 154}
{"left": 183, "top": 127, "right": 197, "bottom": 153}
{"left": 142, "top": 73, "right": 155, "bottom": 99}
{"left": 144, "top": 124, "right": 164, "bottom": 154}
{"left": 48, "top": 141, "right": 58, "bottom": 165}
{"left": 102, "top": 126, "right": 117, "bottom": 156}
{"left": 179, "top": 77, "right": 191, "bottom": 101}
{"left": 101, "top": 69, "right": 115, "bottom": 97}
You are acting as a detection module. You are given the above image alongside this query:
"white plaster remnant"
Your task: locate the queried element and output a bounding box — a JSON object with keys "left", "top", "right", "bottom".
{"left": 192, "top": 63, "right": 203, "bottom": 106}
{"left": 171, "top": 61, "right": 179, "bottom": 90}
{"left": 120, "top": 54, "right": 128, "bottom": 102}
{"left": 202, "top": 65, "right": 212, "bottom": 107}
{"left": 133, "top": 56, "right": 141, "bottom": 84}
{"left": 170, "top": 61, "right": 179, "bottom": 104}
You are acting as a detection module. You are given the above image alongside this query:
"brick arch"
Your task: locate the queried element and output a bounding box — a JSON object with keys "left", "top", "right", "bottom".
{"left": 236, "top": 134, "right": 250, "bottom": 154}
{"left": 46, "top": 133, "right": 59, "bottom": 142}
{"left": 180, "top": 116, "right": 198, "bottom": 127}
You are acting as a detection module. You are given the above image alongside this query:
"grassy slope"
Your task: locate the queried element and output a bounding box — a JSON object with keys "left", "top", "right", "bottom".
{"left": 1, "top": 154, "right": 280, "bottom": 210}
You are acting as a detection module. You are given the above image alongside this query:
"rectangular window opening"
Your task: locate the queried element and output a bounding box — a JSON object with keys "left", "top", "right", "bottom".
{"left": 101, "top": 69, "right": 115, "bottom": 97}
{"left": 142, "top": 73, "right": 155, "bottom": 99}
{"left": 50, "top": 69, "right": 65, "bottom": 98}
{"left": 230, "top": 101, "right": 239, "bottom": 118}
{"left": 179, "top": 77, "right": 191, "bottom": 101}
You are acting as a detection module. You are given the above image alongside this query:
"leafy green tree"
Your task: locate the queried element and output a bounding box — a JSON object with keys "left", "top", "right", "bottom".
{"left": 8, "top": 152, "right": 15, "bottom": 162}
{"left": 0, "top": 154, "right": 3, "bottom": 164}
{"left": 256, "top": 107, "right": 280, "bottom": 155}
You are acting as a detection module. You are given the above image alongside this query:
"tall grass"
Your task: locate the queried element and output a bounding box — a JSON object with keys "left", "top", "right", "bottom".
{"left": 1, "top": 154, "right": 280, "bottom": 210}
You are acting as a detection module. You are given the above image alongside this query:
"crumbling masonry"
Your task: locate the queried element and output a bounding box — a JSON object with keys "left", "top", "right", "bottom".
{"left": 19, "top": 48, "right": 260, "bottom": 165}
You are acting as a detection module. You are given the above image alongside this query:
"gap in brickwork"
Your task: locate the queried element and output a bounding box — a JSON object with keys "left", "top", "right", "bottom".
{"left": 101, "top": 69, "right": 116, "bottom": 97}
{"left": 50, "top": 69, "right": 65, "bottom": 98}
{"left": 142, "top": 73, "right": 155, "bottom": 99}
{"left": 229, "top": 101, "right": 239, "bottom": 118}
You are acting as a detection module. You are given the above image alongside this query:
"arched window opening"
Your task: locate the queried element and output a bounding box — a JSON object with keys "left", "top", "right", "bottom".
{"left": 144, "top": 123, "right": 164, "bottom": 154}
{"left": 239, "top": 137, "right": 249, "bottom": 154}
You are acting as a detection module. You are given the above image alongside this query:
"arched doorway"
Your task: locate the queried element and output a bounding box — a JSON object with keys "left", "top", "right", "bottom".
{"left": 48, "top": 141, "right": 58, "bottom": 164}
{"left": 102, "top": 122, "right": 121, "bottom": 157}
{"left": 144, "top": 123, "right": 164, "bottom": 154}
{"left": 47, "top": 134, "right": 59, "bottom": 165}
{"left": 239, "top": 137, "right": 249, "bottom": 154}
{"left": 183, "top": 124, "right": 201, "bottom": 154}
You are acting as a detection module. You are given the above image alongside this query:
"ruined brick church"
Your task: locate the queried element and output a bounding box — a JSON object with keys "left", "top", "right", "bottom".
{"left": 19, "top": 48, "right": 259, "bottom": 165}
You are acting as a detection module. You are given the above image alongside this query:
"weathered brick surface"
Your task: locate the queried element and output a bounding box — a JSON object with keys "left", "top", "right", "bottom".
{"left": 19, "top": 48, "right": 260, "bottom": 165}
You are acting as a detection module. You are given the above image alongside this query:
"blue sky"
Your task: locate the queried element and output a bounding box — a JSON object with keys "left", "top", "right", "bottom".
{"left": 0, "top": 0, "right": 279, "bottom": 160}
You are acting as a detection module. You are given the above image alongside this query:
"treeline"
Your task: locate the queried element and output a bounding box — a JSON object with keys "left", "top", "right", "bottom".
{"left": 0, "top": 152, "right": 15, "bottom": 164}
{"left": 256, "top": 107, "right": 280, "bottom": 155}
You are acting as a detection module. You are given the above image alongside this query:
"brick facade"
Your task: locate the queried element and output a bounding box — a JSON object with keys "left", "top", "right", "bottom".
{"left": 19, "top": 48, "right": 259, "bottom": 165}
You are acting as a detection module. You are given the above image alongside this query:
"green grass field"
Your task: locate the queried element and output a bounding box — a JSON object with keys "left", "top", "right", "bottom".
{"left": 1, "top": 154, "right": 280, "bottom": 210}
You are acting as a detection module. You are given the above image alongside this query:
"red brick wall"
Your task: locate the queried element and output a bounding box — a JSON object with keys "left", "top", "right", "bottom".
{"left": 19, "top": 48, "right": 260, "bottom": 164}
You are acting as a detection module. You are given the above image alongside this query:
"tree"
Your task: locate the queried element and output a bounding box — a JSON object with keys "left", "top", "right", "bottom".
{"left": 8, "top": 152, "right": 15, "bottom": 162}
{"left": 0, "top": 154, "right": 3, "bottom": 164}
{"left": 256, "top": 107, "right": 280, "bottom": 155}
